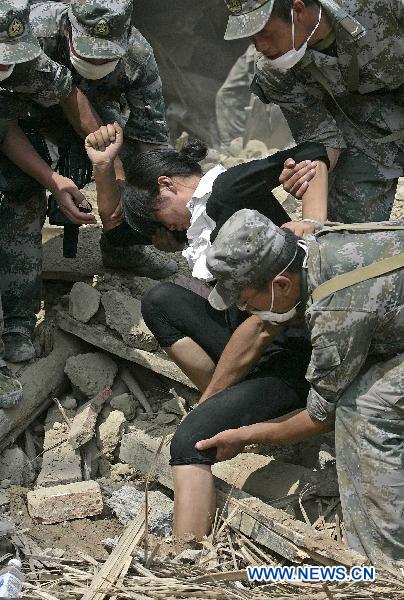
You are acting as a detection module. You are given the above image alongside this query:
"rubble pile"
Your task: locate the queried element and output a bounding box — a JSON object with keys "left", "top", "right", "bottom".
{"left": 0, "top": 164, "right": 402, "bottom": 597}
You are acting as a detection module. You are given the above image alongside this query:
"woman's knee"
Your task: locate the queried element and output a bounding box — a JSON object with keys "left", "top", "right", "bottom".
{"left": 170, "top": 410, "right": 217, "bottom": 466}
{"left": 141, "top": 282, "right": 177, "bottom": 329}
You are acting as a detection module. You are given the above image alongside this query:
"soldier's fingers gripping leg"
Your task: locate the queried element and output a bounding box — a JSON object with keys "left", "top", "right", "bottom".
{"left": 335, "top": 355, "right": 404, "bottom": 568}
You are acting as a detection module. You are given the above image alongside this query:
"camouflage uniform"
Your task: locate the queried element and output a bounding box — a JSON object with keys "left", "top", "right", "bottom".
{"left": 225, "top": 0, "right": 404, "bottom": 223}
{"left": 304, "top": 225, "right": 404, "bottom": 566}
{"left": 29, "top": 1, "right": 168, "bottom": 149}
{"left": 0, "top": 1, "right": 57, "bottom": 344}
{"left": 207, "top": 209, "right": 404, "bottom": 567}
{"left": 216, "top": 43, "right": 293, "bottom": 148}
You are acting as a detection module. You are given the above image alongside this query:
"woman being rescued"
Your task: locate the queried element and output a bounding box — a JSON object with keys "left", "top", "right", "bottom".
{"left": 85, "top": 123, "right": 330, "bottom": 540}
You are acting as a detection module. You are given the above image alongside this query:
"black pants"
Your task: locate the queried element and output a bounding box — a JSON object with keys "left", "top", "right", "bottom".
{"left": 142, "top": 282, "right": 312, "bottom": 465}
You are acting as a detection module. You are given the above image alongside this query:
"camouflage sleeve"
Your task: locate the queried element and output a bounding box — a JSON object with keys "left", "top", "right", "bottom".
{"left": 123, "top": 28, "right": 168, "bottom": 145}
{"left": 28, "top": 52, "right": 73, "bottom": 108}
{"left": 0, "top": 91, "right": 31, "bottom": 120}
{"left": 216, "top": 47, "right": 255, "bottom": 145}
{"left": 305, "top": 309, "right": 377, "bottom": 424}
{"left": 253, "top": 59, "right": 347, "bottom": 150}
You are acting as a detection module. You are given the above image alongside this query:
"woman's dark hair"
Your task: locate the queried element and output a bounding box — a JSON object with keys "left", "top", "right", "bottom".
{"left": 122, "top": 139, "right": 207, "bottom": 230}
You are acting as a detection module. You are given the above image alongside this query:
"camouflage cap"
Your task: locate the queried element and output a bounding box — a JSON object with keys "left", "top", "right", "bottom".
{"left": 223, "top": 0, "right": 275, "bottom": 41}
{"left": 207, "top": 209, "right": 295, "bottom": 310}
{"left": 0, "top": 0, "right": 41, "bottom": 64}
{"left": 68, "top": 0, "right": 132, "bottom": 59}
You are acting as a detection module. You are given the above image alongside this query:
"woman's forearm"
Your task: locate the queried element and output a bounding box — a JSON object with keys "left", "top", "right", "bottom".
{"left": 301, "top": 160, "right": 328, "bottom": 224}
{"left": 93, "top": 161, "right": 122, "bottom": 230}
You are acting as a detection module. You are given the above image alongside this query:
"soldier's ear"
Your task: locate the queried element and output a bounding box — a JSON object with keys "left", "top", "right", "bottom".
{"left": 63, "top": 20, "right": 69, "bottom": 39}
{"left": 273, "top": 274, "right": 293, "bottom": 296}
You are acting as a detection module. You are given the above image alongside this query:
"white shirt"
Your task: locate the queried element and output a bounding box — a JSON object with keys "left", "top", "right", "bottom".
{"left": 182, "top": 164, "right": 226, "bottom": 281}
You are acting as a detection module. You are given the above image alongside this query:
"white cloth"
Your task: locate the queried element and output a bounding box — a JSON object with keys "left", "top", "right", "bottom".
{"left": 182, "top": 164, "right": 226, "bottom": 281}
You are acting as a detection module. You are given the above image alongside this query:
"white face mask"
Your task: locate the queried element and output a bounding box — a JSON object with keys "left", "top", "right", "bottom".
{"left": 70, "top": 52, "right": 119, "bottom": 80}
{"left": 0, "top": 64, "right": 15, "bottom": 82}
{"left": 266, "top": 6, "right": 322, "bottom": 72}
{"left": 249, "top": 240, "right": 308, "bottom": 325}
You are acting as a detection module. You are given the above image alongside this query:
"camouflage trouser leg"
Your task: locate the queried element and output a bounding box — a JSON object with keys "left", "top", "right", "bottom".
{"left": 0, "top": 294, "right": 5, "bottom": 367}
{"left": 328, "top": 146, "right": 403, "bottom": 222}
{"left": 0, "top": 191, "right": 46, "bottom": 337}
{"left": 335, "top": 354, "right": 404, "bottom": 568}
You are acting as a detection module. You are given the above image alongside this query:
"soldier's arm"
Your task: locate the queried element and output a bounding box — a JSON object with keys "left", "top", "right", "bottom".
{"left": 304, "top": 309, "right": 376, "bottom": 425}
{"left": 0, "top": 120, "right": 95, "bottom": 225}
{"left": 60, "top": 86, "right": 126, "bottom": 182}
{"left": 198, "top": 316, "right": 284, "bottom": 404}
{"left": 195, "top": 409, "right": 328, "bottom": 460}
{"left": 123, "top": 29, "right": 168, "bottom": 160}
{"left": 253, "top": 67, "right": 346, "bottom": 232}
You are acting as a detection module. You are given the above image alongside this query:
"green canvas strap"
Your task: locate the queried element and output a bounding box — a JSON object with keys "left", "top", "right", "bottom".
{"left": 305, "top": 62, "right": 404, "bottom": 144}
{"left": 321, "top": 223, "right": 404, "bottom": 233}
{"left": 311, "top": 252, "right": 404, "bottom": 302}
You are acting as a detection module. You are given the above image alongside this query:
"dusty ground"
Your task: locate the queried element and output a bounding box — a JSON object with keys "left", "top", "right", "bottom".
{"left": 8, "top": 487, "right": 123, "bottom": 561}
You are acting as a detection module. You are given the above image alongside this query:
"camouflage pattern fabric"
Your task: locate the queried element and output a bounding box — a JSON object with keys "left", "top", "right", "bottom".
{"left": 68, "top": 0, "right": 132, "bottom": 59}
{"left": 304, "top": 225, "right": 404, "bottom": 567}
{"left": 335, "top": 353, "right": 404, "bottom": 567}
{"left": 30, "top": 1, "right": 168, "bottom": 145}
{"left": 0, "top": 191, "right": 46, "bottom": 338}
{"left": 207, "top": 209, "right": 404, "bottom": 565}
{"left": 0, "top": 0, "right": 41, "bottom": 63}
{"left": 0, "top": 293, "right": 4, "bottom": 365}
{"left": 0, "top": 49, "right": 73, "bottom": 116}
{"left": 251, "top": 0, "right": 404, "bottom": 221}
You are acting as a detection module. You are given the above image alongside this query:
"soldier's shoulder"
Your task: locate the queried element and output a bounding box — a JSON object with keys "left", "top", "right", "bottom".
{"left": 30, "top": 1, "right": 67, "bottom": 38}
{"left": 126, "top": 26, "right": 153, "bottom": 64}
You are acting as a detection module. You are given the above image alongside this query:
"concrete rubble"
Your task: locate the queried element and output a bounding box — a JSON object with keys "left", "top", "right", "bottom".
{"left": 68, "top": 282, "right": 101, "bottom": 323}
{"left": 0, "top": 446, "right": 35, "bottom": 486}
{"left": 36, "top": 405, "right": 82, "bottom": 488}
{"left": 64, "top": 352, "right": 118, "bottom": 397}
{"left": 101, "top": 290, "right": 159, "bottom": 351}
{"left": 27, "top": 480, "right": 103, "bottom": 524}
{"left": 106, "top": 484, "right": 173, "bottom": 536}
{"left": 68, "top": 388, "right": 112, "bottom": 449}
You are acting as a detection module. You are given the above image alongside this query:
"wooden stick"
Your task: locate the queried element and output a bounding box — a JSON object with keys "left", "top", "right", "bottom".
{"left": 81, "top": 510, "right": 148, "bottom": 600}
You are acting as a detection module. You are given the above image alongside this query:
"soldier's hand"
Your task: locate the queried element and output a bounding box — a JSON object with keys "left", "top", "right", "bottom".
{"left": 85, "top": 123, "right": 123, "bottom": 165}
{"left": 195, "top": 429, "right": 246, "bottom": 463}
{"left": 280, "top": 158, "right": 317, "bottom": 198}
{"left": 152, "top": 227, "right": 185, "bottom": 252}
{"left": 282, "top": 220, "right": 316, "bottom": 237}
{"left": 51, "top": 174, "right": 96, "bottom": 225}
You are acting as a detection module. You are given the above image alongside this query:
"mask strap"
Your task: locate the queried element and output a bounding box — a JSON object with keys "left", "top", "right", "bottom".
{"left": 307, "top": 5, "right": 322, "bottom": 43}
{"left": 291, "top": 5, "right": 322, "bottom": 50}
{"left": 297, "top": 239, "right": 309, "bottom": 268}
{"left": 291, "top": 8, "right": 296, "bottom": 49}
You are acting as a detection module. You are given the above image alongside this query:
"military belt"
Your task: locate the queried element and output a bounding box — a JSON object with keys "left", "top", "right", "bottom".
{"left": 311, "top": 223, "right": 404, "bottom": 303}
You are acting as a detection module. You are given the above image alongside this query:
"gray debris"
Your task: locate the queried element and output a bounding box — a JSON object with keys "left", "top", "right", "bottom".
{"left": 110, "top": 393, "right": 137, "bottom": 420}
{"left": 101, "top": 290, "right": 158, "bottom": 351}
{"left": 106, "top": 485, "right": 173, "bottom": 536}
{"left": 69, "top": 282, "right": 101, "bottom": 323}
{"left": 0, "top": 446, "right": 35, "bottom": 486}
{"left": 64, "top": 352, "right": 118, "bottom": 397}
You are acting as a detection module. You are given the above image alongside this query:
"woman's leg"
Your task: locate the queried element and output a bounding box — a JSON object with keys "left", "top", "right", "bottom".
{"left": 171, "top": 374, "right": 308, "bottom": 538}
{"left": 141, "top": 282, "right": 240, "bottom": 390}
